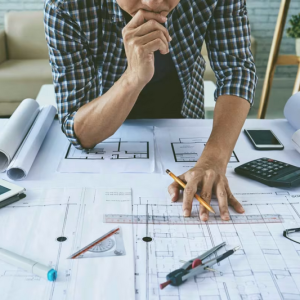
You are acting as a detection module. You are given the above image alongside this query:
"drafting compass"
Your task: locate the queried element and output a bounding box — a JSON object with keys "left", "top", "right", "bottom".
{"left": 160, "top": 242, "right": 240, "bottom": 289}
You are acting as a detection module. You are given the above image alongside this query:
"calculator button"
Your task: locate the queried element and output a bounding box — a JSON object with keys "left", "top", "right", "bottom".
{"left": 256, "top": 171, "right": 262, "bottom": 174}
{"left": 284, "top": 164, "right": 289, "bottom": 167}
{"left": 279, "top": 166, "right": 284, "bottom": 169}
{"left": 251, "top": 169, "right": 256, "bottom": 172}
{"left": 273, "top": 172, "right": 278, "bottom": 175}
{"left": 262, "top": 168, "right": 268, "bottom": 171}
{"left": 274, "top": 168, "right": 279, "bottom": 171}
{"left": 262, "top": 173, "right": 267, "bottom": 176}
{"left": 267, "top": 159, "right": 274, "bottom": 162}
{"left": 267, "top": 175, "right": 272, "bottom": 178}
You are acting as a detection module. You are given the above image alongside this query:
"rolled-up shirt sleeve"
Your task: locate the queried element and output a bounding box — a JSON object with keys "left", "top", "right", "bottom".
{"left": 205, "top": 0, "right": 258, "bottom": 105}
{"left": 44, "top": 1, "right": 101, "bottom": 149}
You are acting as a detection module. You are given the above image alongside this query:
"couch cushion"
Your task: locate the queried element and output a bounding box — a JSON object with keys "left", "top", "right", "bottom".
{"left": 0, "top": 102, "right": 21, "bottom": 117}
{"left": 5, "top": 11, "right": 49, "bottom": 59}
{"left": 0, "top": 59, "right": 53, "bottom": 102}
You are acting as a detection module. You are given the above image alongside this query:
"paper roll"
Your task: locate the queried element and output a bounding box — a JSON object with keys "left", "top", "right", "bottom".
{"left": 0, "top": 99, "right": 39, "bottom": 172}
{"left": 284, "top": 92, "right": 300, "bottom": 130}
{"left": 7, "top": 105, "right": 57, "bottom": 180}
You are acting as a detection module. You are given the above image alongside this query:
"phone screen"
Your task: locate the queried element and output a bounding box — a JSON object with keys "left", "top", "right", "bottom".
{"left": 247, "top": 130, "right": 281, "bottom": 145}
{"left": 0, "top": 185, "right": 10, "bottom": 195}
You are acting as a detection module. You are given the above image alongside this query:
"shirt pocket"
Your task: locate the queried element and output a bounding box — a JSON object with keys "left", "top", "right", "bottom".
{"left": 213, "top": 0, "right": 246, "bottom": 18}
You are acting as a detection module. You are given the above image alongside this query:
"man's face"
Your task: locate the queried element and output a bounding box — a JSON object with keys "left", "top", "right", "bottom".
{"left": 116, "top": 0, "right": 180, "bottom": 17}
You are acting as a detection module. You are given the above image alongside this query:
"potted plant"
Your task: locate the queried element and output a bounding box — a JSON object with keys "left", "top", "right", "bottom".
{"left": 287, "top": 13, "right": 300, "bottom": 56}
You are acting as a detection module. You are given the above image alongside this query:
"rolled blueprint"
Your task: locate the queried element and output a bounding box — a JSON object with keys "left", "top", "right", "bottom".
{"left": 284, "top": 92, "right": 300, "bottom": 130}
{"left": 7, "top": 105, "right": 57, "bottom": 180}
{"left": 0, "top": 248, "right": 57, "bottom": 281}
{"left": 0, "top": 99, "right": 39, "bottom": 172}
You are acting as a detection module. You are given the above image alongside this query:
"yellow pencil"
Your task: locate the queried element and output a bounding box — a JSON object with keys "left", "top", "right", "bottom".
{"left": 166, "top": 169, "right": 215, "bottom": 214}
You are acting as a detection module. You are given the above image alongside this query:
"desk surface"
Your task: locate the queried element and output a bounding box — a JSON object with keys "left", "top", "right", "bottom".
{"left": 0, "top": 118, "right": 299, "bottom": 192}
{"left": 0, "top": 118, "right": 300, "bottom": 300}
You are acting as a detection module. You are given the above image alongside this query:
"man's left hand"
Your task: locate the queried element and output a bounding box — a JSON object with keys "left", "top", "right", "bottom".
{"left": 168, "top": 157, "right": 245, "bottom": 221}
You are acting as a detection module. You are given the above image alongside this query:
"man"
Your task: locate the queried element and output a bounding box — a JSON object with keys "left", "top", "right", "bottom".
{"left": 44, "top": 0, "right": 257, "bottom": 221}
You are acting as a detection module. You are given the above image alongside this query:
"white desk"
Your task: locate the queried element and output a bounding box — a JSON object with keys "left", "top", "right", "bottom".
{"left": 35, "top": 82, "right": 216, "bottom": 117}
{"left": 0, "top": 118, "right": 299, "bottom": 300}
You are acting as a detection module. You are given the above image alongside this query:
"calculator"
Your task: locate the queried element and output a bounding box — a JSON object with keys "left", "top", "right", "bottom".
{"left": 235, "top": 158, "right": 300, "bottom": 187}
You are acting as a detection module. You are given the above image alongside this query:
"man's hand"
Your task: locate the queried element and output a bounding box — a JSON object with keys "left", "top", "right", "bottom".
{"left": 168, "top": 95, "right": 251, "bottom": 222}
{"left": 168, "top": 160, "right": 245, "bottom": 221}
{"left": 122, "top": 10, "right": 172, "bottom": 88}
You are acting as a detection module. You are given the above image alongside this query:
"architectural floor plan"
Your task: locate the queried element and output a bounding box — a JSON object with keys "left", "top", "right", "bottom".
{"left": 0, "top": 187, "right": 134, "bottom": 300}
{"left": 105, "top": 189, "right": 300, "bottom": 300}
{"left": 66, "top": 139, "right": 149, "bottom": 160}
{"left": 171, "top": 137, "right": 239, "bottom": 163}
{"left": 58, "top": 126, "right": 155, "bottom": 173}
{"left": 155, "top": 127, "right": 239, "bottom": 175}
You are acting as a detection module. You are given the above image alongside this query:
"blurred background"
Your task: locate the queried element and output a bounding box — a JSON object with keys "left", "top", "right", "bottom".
{"left": 0, "top": 0, "right": 299, "bottom": 119}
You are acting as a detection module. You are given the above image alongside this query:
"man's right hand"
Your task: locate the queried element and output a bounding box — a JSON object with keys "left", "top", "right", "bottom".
{"left": 122, "top": 10, "right": 172, "bottom": 89}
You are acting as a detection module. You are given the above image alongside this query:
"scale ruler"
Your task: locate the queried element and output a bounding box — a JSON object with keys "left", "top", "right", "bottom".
{"left": 104, "top": 214, "right": 284, "bottom": 225}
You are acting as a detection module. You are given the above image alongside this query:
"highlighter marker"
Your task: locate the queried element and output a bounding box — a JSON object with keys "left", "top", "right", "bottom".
{"left": 0, "top": 248, "right": 57, "bottom": 281}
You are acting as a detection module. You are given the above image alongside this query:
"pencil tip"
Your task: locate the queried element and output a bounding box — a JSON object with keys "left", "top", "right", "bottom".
{"left": 166, "top": 169, "right": 170, "bottom": 174}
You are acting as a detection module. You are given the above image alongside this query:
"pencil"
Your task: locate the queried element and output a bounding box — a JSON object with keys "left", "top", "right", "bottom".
{"left": 70, "top": 227, "right": 120, "bottom": 259}
{"left": 166, "top": 169, "right": 215, "bottom": 214}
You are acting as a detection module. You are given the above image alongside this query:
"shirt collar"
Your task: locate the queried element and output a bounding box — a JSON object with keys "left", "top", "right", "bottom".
{"left": 105, "top": 0, "right": 125, "bottom": 23}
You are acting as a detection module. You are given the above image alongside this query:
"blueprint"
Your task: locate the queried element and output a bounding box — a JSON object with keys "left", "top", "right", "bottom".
{"left": 58, "top": 125, "right": 155, "bottom": 173}
{"left": 155, "top": 127, "right": 239, "bottom": 176}
{"left": 104, "top": 188, "right": 300, "bottom": 300}
{"left": 0, "top": 187, "right": 135, "bottom": 300}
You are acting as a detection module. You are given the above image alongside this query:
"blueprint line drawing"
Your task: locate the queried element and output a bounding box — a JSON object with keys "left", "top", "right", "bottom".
{"left": 171, "top": 139, "right": 239, "bottom": 163}
{"left": 58, "top": 125, "right": 155, "bottom": 173}
{"left": 107, "top": 190, "right": 300, "bottom": 300}
{"left": 65, "top": 139, "right": 150, "bottom": 160}
{"left": 155, "top": 127, "right": 240, "bottom": 176}
{"left": 0, "top": 187, "right": 134, "bottom": 300}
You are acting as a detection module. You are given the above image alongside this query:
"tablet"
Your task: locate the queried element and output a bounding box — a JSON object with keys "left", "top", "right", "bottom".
{"left": 0, "top": 179, "right": 25, "bottom": 202}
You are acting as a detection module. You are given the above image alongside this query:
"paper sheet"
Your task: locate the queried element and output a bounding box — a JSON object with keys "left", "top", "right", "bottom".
{"left": 104, "top": 187, "right": 300, "bottom": 300}
{"left": 155, "top": 127, "right": 239, "bottom": 176}
{"left": 0, "top": 187, "right": 135, "bottom": 300}
{"left": 7, "top": 105, "right": 56, "bottom": 180}
{"left": 58, "top": 125, "right": 155, "bottom": 173}
{"left": 284, "top": 92, "right": 300, "bottom": 130}
{"left": 0, "top": 99, "right": 39, "bottom": 172}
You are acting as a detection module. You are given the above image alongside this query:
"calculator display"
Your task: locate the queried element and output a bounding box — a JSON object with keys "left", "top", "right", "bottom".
{"left": 247, "top": 130, "right": 281, "bottom": 145}
{"left": 0, "top": 185, "right": 10, "bottom": 195}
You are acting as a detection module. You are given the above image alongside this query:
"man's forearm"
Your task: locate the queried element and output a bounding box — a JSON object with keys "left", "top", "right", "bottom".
{"left": 74, "top": 71, "right": 144, "bottom": 148}
{"left": 198, "top": 95, "right": 250, "bottom": 170}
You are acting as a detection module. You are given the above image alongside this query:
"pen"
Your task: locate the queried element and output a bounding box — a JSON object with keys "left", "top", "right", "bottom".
{"left": 166, "top": 169, "right": 215, "bottom": 214}
{"left": 0, "top": 248, "right": 57, "bottom": 281}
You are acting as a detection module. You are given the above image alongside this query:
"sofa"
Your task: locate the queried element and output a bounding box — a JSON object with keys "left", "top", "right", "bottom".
{"left": 0, "top": 10, "right": 256, "bottom": 117}
{"left": 0, "top": 11, "right": 53, "bottom": 116}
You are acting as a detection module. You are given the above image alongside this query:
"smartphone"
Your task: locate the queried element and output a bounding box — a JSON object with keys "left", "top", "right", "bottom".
{"left": 244, "top": 129, "right": 284, "bottom": 150}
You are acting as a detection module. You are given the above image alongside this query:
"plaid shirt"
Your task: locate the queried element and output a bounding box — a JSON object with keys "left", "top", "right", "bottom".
{"left": 44, "top": 0, "right": 257, "bottom": 149}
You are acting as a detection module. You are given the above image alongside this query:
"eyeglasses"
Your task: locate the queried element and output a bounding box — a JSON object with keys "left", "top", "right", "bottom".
{"left": 283, "top": 228, "right": 300, "bottom": 244}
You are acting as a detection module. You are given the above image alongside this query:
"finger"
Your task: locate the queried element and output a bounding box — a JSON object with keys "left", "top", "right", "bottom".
{"left": 199, "top": 173, "right": 215, "bottom": 222}
{"left": 168, "top": 175, "right": 185, "bottom": 202}
{"left": 168, "top": 182, "right": 181, "bottom": 202}
{"left": 127, "top": 10, "right": 167, "bottom": 28}
{"left": 137, "top": 30, "right": 169, "bottom": 51}
{"left": 215, "top": 182, "right": 230, "bottom": 221}
{"left": 182, "top": 181, "right": 198, "bottom": 217}
{"left": 226, "top": 186, "right": 245, "bottom": 214}
{"left": 143, "top": 38, "right": 169, "bottom": 54}
{"left": 135, "top": 20, "right": 171, "bottom": 42}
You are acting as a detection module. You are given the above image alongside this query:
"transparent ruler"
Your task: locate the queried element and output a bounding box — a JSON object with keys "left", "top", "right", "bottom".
{"left": 104, "top": 214, "right": 283, "bottom": 225}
